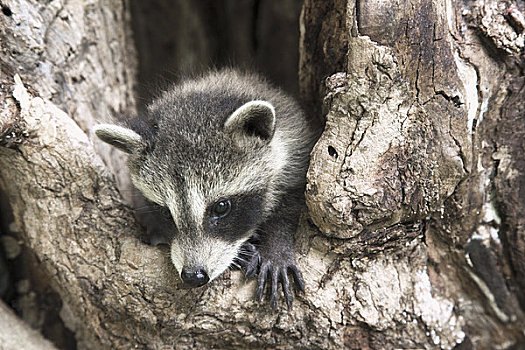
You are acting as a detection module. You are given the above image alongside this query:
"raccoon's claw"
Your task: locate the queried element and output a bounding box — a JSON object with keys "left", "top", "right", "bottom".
{"left": 245, "top": 255, "right": 260, "bottom": 279}
{"left": 240, "top": 241, "right": 305, "bottom": 309}
{"left": 289, "top": 264, "right": 305, "bottom": 293}
{"left": 252, "top": 255, "right": 305, "bottom": 310}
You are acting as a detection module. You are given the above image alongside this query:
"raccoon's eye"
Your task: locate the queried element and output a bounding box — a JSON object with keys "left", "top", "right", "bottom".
{"left": 212, "top": 199, "right": 231, "bottom": 218}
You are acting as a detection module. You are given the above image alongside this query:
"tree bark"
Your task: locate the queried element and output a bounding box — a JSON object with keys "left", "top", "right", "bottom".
{"left": 0, "top": 0, "right": 524, "bottom": 349}
{"left": 301, "top": 0, "right": 525, "bottom": 348}
{"left": 0, "top": 0, "right": 136, "bottom": 202}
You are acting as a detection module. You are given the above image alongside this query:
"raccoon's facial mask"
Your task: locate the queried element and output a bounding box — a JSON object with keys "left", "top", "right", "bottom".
{"left": 170, "top": 191, "right": 265, "bottom": 287}
{"left": 204, "top": 192, "right": 265, "bottom": 241}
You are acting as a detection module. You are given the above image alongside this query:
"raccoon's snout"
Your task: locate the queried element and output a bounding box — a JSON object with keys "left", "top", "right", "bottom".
{"left": 181, "top": 266, "right": 210, "bottom": 288}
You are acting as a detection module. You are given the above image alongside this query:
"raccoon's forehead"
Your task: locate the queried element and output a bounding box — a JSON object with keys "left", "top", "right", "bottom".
{"left": 150, "top": 89, "right": 249, "bottom": 132}
{"left": 138, "top": 135, "right": 272, "bottom": 200}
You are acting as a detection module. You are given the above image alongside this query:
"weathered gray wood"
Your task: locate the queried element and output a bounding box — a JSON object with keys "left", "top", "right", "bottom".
{"left": 0, "top": 0, "right": 136, "bottom": 203}
{"left": 301, "top": 0, "right": 525, "bottom": 348}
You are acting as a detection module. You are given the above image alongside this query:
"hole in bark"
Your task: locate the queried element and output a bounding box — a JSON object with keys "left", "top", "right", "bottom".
{"left": 1, "top": 6, "right": 12, "bottom": 16}
{"left": 328, "top": 145, "right": 338, "bottom": 159}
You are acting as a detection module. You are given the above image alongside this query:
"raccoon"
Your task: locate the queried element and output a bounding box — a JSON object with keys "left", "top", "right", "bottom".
{"left": 94, "top": 69, "right": 317, "bottom": 309}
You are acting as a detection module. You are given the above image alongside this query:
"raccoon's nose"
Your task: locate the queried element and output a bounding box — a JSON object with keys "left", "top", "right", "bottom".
{"left": 181, "top": 267, "right": 210, "bottom": 287}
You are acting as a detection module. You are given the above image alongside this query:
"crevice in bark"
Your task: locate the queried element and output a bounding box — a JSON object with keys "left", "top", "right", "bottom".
{"left": 0, "top": 3, "right": 12, "bottom": 17}
{"left": 448, "top": 117, "right": 470, "bottom": 176}
{"left": 354, "top": 0, "right": 361, "bottom": 34}
{"left": 493, "top": 72, "right": 525, "bottom": 312}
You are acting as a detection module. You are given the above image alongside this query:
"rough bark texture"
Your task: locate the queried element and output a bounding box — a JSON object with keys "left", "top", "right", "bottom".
{"left": 302, "top": 0, "right": 525, "bottom": 348}
{"left": 0, "top": 0, "right": 136, "bottom": 202}
{"left": 0, "top": 0, "right": 524, "bottom": 349}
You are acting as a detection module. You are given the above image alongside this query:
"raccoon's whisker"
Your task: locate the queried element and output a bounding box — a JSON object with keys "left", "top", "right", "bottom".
{"left": 116, "top": 189, "right": 139, "bottom": 194}
{"left": 245, "top": 242, "right": 262, "bottom": 249}
{"left": 236, "top": 249, "right": 255, "bottom": 257}
{"left": 133, "top": 209, "right": 160, "bottom": 213}
{"left": 132, "top": 205, "right": 161, "bottom": 211}
{"left": 234, "top": 256, "right": 249, "bottom": 264}
{"left": 133, "top": 209, "right": 163, "bottom": 214}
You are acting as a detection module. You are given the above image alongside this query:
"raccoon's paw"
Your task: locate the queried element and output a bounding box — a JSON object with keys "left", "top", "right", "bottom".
{"left": 244, "top": 250, "right": 305, "bottom": 310}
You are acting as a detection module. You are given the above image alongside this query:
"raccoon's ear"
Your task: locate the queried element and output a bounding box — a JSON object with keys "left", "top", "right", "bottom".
{"left": 224, "top": 100, "right": 276, "bottom": 140}
{"left": 93, "top": 124, "right": 145, "bottom": 154}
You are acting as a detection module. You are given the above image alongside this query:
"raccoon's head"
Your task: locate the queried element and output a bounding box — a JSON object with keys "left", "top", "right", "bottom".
{"left": 94, "top": 99, "right": 286, "bottom": 288}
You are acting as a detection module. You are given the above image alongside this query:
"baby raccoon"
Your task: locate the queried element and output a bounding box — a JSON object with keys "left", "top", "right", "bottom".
{"left": 94, "top": 69, "right": 317, "bottom": 309}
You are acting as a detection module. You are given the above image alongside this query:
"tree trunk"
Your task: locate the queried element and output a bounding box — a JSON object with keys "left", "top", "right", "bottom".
{"left": 0, "top": 0, "right": 524, "bottom": 349}
{"left": 300, "top": 0, "right": 525, "bottom": 348}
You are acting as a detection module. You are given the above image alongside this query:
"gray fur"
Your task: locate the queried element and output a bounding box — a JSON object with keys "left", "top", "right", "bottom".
{"left": 94, "top": 69, "right": 318, "bottom": 308}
